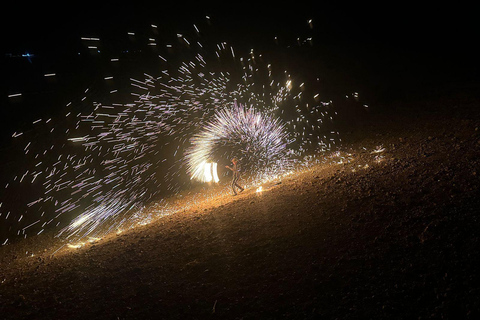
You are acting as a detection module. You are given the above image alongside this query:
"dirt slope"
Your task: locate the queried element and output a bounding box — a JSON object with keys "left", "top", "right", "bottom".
{"left": 1, "top": 87, "right": 480, "bottom": 319}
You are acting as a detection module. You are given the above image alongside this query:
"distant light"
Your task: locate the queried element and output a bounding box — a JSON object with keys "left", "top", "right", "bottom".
{"left": 44, "top": 73, "right": 55, "bottom": 77}
{"left": 8, "top": 93, "right": 22, "bottom": 98}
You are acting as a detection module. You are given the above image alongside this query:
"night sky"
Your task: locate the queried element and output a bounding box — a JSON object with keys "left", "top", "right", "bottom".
{"left": 1, "top": 3, "right": 479, "bottom": 139}
{"left": 3, "top": 3, "right": 478, "bottom": 60}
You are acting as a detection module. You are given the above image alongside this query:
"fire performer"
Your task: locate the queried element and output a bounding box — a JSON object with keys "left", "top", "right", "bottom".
{"left": 225, "top": 157, "right": 244, "bottom": 196}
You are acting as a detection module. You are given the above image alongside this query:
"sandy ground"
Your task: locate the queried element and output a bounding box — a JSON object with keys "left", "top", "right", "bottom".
{"left": 1, "top": 85, "right": 480, "bottom": 319}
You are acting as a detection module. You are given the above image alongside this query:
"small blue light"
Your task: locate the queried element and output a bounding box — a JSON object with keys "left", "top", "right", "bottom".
{"left": 22, "top": 52, "right": 34, "bottom": 63}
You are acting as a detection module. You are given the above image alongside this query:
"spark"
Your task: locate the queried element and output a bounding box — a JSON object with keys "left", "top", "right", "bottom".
{"left": 186, "top": 103, "right": 291, "bottom": 183}
{"left": 371, "top": 146, "right": 385, "bottom": 153}
{"left": 0, "top": 15, "right": 343, "bottom": 249}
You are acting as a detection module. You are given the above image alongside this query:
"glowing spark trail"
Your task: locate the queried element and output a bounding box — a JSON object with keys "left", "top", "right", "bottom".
{"left": 0, "top": 15, "right": 345, "bottom": 248}
{"left": 186, "top": 103, "right": 291, "bottom": 182}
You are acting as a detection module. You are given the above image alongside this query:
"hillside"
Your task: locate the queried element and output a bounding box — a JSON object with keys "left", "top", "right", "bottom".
{"left": 1, "top": 85, "right": 480, "bottom": 319}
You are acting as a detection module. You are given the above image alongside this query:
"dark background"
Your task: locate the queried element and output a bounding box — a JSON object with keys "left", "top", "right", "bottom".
{"left": 1, "top": 2, "right": 479, "bottom": 165}
{"left": 3, "top": 3, "right": 479, "bottom": 88}
{"left": 2, "top": 3, "right": 479, "bottom": 99}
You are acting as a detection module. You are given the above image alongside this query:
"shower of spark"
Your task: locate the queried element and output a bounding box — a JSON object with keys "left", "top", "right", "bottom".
{"left": 1, "top": 17, "right": 344, "bottom": 248}
{"left": 186, "top": 102, "right": 292, "bottom": 183}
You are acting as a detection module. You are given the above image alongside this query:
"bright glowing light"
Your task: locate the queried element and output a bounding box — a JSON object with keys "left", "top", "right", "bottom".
{"left": 256, "top": 186, "right": 263, "bottom": 193}
{"left": 186, "top": 103, "right": 291, "bottom": 183}
{"left": 67, "top": 243, "right": 84, "bottom": 249}
{"left": 70, "top": 214, "right": 90, "bottom": 229}
{"left": 191, "top": 161, "right": 219, "bottom": 183}
{"left": 212, "top": 162, "right": 219, "bottom": 183}
{"left": 204, "top": 162, "right": 213, "bottom": 182}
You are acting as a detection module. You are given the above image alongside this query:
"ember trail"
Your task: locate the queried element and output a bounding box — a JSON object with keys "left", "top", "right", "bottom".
{"left": 0, "top": 17, "right": 341, "bottom": 248}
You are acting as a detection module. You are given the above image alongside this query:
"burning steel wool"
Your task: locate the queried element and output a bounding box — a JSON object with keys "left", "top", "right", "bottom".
{"left": 186, "top": 103, "right": 291, "bottom": 183}
{"left": 0, "top": 16, "right": 343, "bottom": 249}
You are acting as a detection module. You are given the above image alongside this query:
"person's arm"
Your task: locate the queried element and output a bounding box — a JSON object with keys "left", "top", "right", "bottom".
{"left": 225, "top": 165, "right": 233, "bottom": 171}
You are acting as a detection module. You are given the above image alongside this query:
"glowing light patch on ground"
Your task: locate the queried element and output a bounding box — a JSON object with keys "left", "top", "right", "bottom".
{"left": 67, "top": 243, "right": 84, "bottom": 249}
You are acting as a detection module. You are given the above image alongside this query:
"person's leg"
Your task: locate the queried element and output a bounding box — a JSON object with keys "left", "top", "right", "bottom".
{"left": 235, "top": 181, "right": 244, "bottom": 192}
{"left": 231, "top": 178, "right": 237, "bottom": 195}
